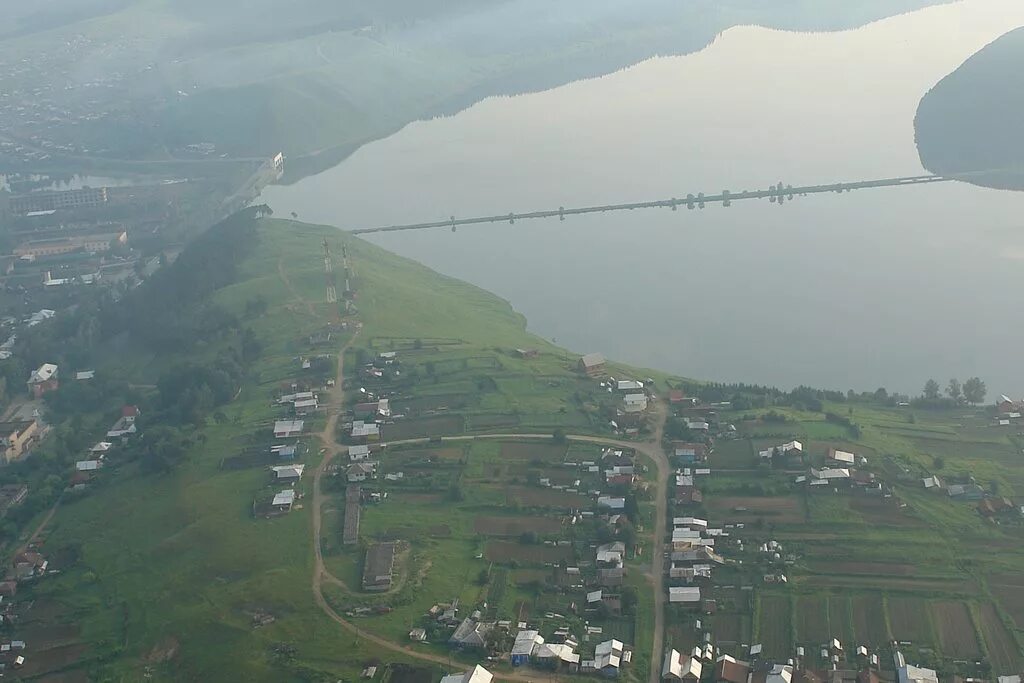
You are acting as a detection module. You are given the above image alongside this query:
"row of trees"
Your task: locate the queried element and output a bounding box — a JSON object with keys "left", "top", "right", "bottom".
{"left": 922, "top": 377, "right": 987, "bottom": 405}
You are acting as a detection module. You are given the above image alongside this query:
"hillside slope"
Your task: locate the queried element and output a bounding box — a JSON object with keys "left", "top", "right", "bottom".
{"left": 24, "top": 217, "right": 664, "bottom": 681}
{"left": 915, "top": 26, "right": 1024, "bottom": 190}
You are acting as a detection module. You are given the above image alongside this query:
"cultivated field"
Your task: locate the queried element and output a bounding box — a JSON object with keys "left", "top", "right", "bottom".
{"left": 931, "top": 601, "right": 981, "bottom": 658}
{"left": 758, "top": 595, "right": 793, "bottom": 659}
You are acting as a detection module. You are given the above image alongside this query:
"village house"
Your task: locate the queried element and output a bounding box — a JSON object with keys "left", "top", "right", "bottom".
{"left": 75, "top": 459, "right": 102, "bottom": 472}
{"left": 759, "top": 440, "right": 802, "bottom": 462}
{"left": 12, "top": 551, "right": 47, "bottom": 581}
{"left": 270, "top": 444, "right": 297, "bottom": 460}
{"left": 408, "top": 627, "right": 427, "bottom": 642}
{"left": 511, "top": 630, "right": 544, "bottom": 666}
{"left": 597, "top": 496, "right": 626, "bottom": 510}
{"left": 107, "top": 405, "right": 141, "bottom": 438}
{"left": 616, "top": 379, "right": 645, "bottom": 392}
{"left": 515, "top": 348, "right": 539, "bottom": 359}
{"left": 922, "top": 475, "right": 943, "bottom": 490}
{"left": 583, "top": 639, "right": 631, "bottom": 677}
{"left": 440, "top": 665, "right": 493, "bottom": 683}
{"left": 535, "top": 641, "right": 581, "bottom": 669}
{"left": 828, "top": 448, "right": 858, "bottom": 467}
{"left": 350, "top": 420, "right": 380, "bottom": 442}
{"left": 27, "top": 363, "right": 59, "bottom": 398}
{"left": 947, "top": 483, "right": 984, "bottom": 500}
{"left": 273, "top": 420, "right": 305, "bottom": 438}
{"left": 673, "top": 443, "right": 707, "bottom": 464}
{"left": 579, "top": 353, "right": 606, "bottom": 377}
{"left": 623, "top": 393, "right": 648, "bottom": 413}
{"left": 0, "top": 420, "right": 39, "bottom": 463}
{"left": 349, "top": 444, "right": 371, "bottom": 461}
{"left": 997, "top": 395, "right": 1024, "bottom": 414}
{"left": 270, "top": 489, "right": 295, "bottom": 513}
{"left": 449, "top": 618, "right": 494, "bottom": 649}
{"left": 669, "top": 586, "right": 701, "bottom": 607}
{"left": 663, "top": 649, "right": 702, "bottom": 682}
{"left": 596, "top": 541, "right": 625, "bottom": 568}
{"left": 271, "top": 464, "right": 305, "bottom": 482}
{"left": 347, "top": 462, "right": 376, "bottom": 482}
{"left": 686, "top": 419, "right": 710, "bottom": 433}
{"left": 809, "top": 468, "right": 851, "bottom": 482}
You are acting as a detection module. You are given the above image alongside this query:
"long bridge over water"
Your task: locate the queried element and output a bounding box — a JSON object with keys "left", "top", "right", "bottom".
{"left": 349, "top": 173, "right": 955, "bottom": 235}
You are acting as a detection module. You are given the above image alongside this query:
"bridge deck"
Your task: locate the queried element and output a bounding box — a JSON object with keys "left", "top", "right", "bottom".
{"left": 347, "top": 174, "right": 952, "bottom": 235}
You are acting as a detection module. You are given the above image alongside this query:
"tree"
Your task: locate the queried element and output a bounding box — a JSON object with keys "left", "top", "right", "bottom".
{"left": 963, "top": 377, "right": 987, "bottom": 405}
{"left": 932, "top": 455, "right": 945, "bottom": 470}
{"left": 946, "top": 378, "right": 962, "bottom": 402}
{"left": 552, "top": 428, "right": 567, "bottom": 444}
{"left": 923, "top": 379, "right": 941, "bottom": 400}
{"left": 873, "top": 387, "right": 888, "bottom": 402}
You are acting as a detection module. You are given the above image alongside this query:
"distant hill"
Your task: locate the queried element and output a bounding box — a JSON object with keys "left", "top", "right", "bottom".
{"left": 0, "top": 0, "right": 949, "bottom": 172}
{"left": 915, "top": 26, "right": 1024, "bottom": 190}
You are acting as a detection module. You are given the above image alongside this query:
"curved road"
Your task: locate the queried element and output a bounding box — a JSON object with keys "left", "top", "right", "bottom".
{"left": 310, "top": 346, "right": 669, "bottom": 681}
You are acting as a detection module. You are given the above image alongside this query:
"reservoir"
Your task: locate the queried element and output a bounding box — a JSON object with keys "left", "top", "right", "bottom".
{"left": 263, "top": 0, "right": 1024, "bottom": 394}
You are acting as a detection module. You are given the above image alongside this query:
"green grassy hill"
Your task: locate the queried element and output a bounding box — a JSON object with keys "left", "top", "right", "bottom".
{"left": 23, "top": 217, "right": 666, "bottom": 681}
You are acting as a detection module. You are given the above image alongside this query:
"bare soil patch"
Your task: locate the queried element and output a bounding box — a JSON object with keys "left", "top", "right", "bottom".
{"left": 706, "top": 496, "right": 804, "bottom": 524}
{"left": 383, "top": 416, "right": 464, "bottom": 440}
{"left": 18, "top": 644, "right": 87, "bottom": 677}
{"left": 500, "top": 442, "right": 566, "bottom": 463}
{"left": 505, "top": 486, "right": 590, "bottom": 509}
{"left": 977, "top": 602, "right": 1023, "bottom": 673}
{"left": 474, "top": 515, "right": 562, "bottom": 536}
{"left": 485, "top": 541, "right": 571, "bottom": 564}
{"left": 887, "top": 597, "right": 935, "bottom": 644}
{"left": 809, "top": 561, "right": 916, "bottom": 576}
{"left": 932, "top": 601, "right": 980, "bottom": 657}
{"left": 852, "top": 594, "right": 889, "bottom": 646}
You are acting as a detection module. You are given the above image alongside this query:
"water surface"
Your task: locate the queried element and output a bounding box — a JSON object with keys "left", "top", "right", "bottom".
{"left": 264, "top": 0, "right": 1024, "bottom": 394}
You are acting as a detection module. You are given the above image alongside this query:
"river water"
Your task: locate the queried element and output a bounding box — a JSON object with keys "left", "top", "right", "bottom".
{"left": 263, "top": 0, "right": 1024, "bottom": 395}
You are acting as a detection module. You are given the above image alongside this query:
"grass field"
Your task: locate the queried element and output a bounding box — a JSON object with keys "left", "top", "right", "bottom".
{"left": 16, "top": 219, "right": 674, "bottom": 681}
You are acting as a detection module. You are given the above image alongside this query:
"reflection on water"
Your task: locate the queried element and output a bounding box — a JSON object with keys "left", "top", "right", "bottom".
{"left": 263, "top": 0, "right": 1024, "bottom": 394}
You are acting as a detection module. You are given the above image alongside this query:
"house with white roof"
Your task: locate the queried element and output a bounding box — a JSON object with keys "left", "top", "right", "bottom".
{"left": 897, "top": 665, "right": 938, "bottom": 683}
{"left": 586, "top": 639, "right": 630, "bottom": 676}
{"left": 669, "top": 586, "right": 701, "bottom": 606}
{"left": 273, "top": 420, "right": 304, "bottom": 438}
{"left": 271, "top": 489, "right": 295, "bottom": 512}
{"left": 623, "top": 394, "right": 648, "bottom": 413}
{"left": 27, "top": 363, "right": 59, "bottom": 398}
{"left": 810, "top": 468, "right": 850, "bottom": 481}
{"left": 663, "top": 649, "right": 702, "bottom": 682}
{"left": 440, "top": 665, "right": 493, "bottom": 683}
{"left": 597, "top": 496, "right": 625, "bottom": 510}
{"left": 349, "top": 444, "right": 371, "bottom": 461}
{"left": 272, "top": 464, "right": 305, "bottom": 481}
{"left": 511, "top": 630, "right": 543, "bottom": 666}
{"left": 350, "top": 421, "right": 380, "bottom": 442}
{"left": 766, "top": 664, "right": 793, "bottom": 683}
{"left": 828, "top": 448, "right": 856, "bottom": 466}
